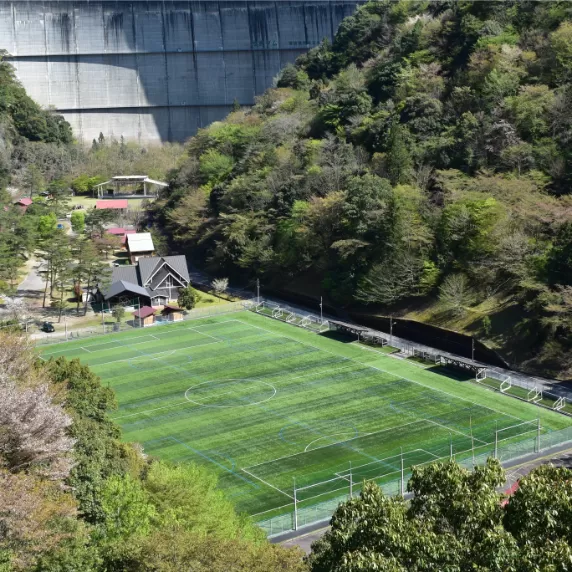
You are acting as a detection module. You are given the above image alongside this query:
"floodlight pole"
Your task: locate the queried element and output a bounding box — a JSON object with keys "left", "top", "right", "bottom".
{"left": 320, "top": 296, "right": 323, "bottom": 325}
{"left": 293, "top": 477, "right": 298, "bottom": 531}
{"left": 138, "top": 299, "right": 141, "bottom": 328}
{"left": 64, "top": 314, "right": 68, "bottom": 340}
{"left": 536, "top": 417, "right": 541, "bottom": 453}
{"left": 102, "top": 302, "right": 105, "bottom": 333}
{"left": 471, "top": 337, "right": 475, "bottom": 361}
{"left": 256, "top": 279, "right": 260, "bottom": 304}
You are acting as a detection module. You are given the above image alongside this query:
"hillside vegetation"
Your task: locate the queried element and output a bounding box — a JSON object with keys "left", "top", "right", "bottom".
{"left": 158, "top": 1, "right": 572, "bottom": 378}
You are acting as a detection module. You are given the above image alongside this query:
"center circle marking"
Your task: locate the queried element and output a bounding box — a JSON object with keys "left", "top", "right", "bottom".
{"left": 184, "top": 378, "right": 276, "bottom": 408}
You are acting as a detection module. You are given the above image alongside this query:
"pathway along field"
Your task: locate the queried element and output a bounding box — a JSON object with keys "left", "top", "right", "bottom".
{"left": 39, "top": 311, "right": 572, "bottom": 519}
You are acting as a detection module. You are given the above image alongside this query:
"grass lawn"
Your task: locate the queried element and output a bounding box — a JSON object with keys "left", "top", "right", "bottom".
{"left": 68, "top": 196, "right": 150, "bottom": 209}
{"left": 38, "top": 311, "right": 572, "bottom": 521}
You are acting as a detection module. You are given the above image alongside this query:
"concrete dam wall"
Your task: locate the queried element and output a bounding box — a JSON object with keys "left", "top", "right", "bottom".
{"left": 0, "top": 1, "right": 360, "bottom": 143}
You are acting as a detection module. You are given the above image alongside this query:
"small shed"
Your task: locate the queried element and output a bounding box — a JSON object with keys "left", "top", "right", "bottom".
{"left": 161, "top": 305, "right": 184, "bottom": 322}
{"left": 133, "top": 305, "right": 156, "bottom": 327}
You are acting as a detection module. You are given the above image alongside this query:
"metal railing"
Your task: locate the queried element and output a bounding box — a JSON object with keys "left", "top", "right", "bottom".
{"left": 254, "top": 424, "right": 572, "bottom": 537}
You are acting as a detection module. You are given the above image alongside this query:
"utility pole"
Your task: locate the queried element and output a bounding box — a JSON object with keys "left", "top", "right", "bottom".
{"left": 320, "top": 296, "right": 323, "bottom": 324}
{"left": 293, "top": 477, "right": 298, "bottom": 531}
{"left": 400, "top": 447, "right": 404, "bottom": 496}
{"left": 349, "top": 461, "right": 353, "bottom": 499}
{"left": 470, "top": 416, "right": 475, "bottom": 469}
{"left": 256, "top": 278, "right": 260, "bottom": 304}
{"left": 389, "top": 316, "right": 393, "bottom": 346}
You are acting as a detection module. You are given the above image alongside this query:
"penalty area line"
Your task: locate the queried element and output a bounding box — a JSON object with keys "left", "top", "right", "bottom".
{"left": 240, "top": 468, "right": 294, "bottom": 500}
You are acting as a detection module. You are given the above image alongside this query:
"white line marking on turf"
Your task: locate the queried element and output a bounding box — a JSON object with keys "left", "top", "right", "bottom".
{"left": 235, "top": 318, "right": 525, "bottom": 423}
{"left": 185, "top": 325, "right": 221, "bottom": 342}
{"left": 80, "top": 347, "right": 92, "bottom": 353}
{"left": 111, "top": 391, "right": 237, "bottom": 421}
{"left": 240, "top": 468, "right": 294, "bottom": 500}
{"left": 92, "top": 340, "right": 222, "bottom": 367}
{"left": 112, "top": 401, "right": 190, "bottom": 420}
{"left": 304, "top": 433, "right": 360, "bottom": 452}
{"left": 243, "top": 420, "right": 426, "bottom": 472}
{"left": 426, "top": 419, "right": 488, "bottom": 445}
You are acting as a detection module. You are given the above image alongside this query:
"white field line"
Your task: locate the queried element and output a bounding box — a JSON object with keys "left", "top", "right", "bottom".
{"left": 185, "top": 325, "right": 222, "bottom": 343}
{"left": 45, "top": 334, "right": 163, "bottom": 355}
{"left": 240, "top": 468, "right": 294, "bottom": 500}
{"left": 235, "top": 319, "right": 525, "bottom": 423}
{"left": 427, "top": 419, "right": 488, "bottom": 445}
{"left": 304, "top": 432, "right": 361, "bottom": 452}
{"left": 111, "top": 391, "right": 235, "bottom": 421}
{"left": 333, "top": 448, "right": 436, "bottom": 479}
{"left": 420, "top": 448, "right": 441, "bottom": 460}
{"left": 92, "top": 339, "right": 222, "bottom": 367}
{"left": 94, "top": 349, "right": 177, "bottom": 367}
{"left": 80, "top": 346, "right": 92, "bottom": 353}
{"left": 111, "top": 400, "right": 190, "bottom": 420}
{"left": 243, "top": 419, "right": 427, "bottom": 472}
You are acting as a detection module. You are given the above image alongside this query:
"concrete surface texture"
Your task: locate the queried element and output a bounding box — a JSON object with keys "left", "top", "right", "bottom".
{"left": 0, "top": 0, "right": 360, "bottom": 143}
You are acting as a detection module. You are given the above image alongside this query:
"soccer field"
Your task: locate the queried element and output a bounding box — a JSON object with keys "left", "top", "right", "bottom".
{"left": 40, "top": 310, "right": 572, "bottom": 520}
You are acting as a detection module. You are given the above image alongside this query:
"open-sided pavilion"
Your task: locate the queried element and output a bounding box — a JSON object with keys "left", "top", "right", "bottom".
{"left": 94, "top": 175, "right": 168, "bottom": 199}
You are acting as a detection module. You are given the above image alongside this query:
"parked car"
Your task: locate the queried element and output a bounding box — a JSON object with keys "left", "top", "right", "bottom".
{"left": 40, "top": 322, "right": 55, "bottom": 333}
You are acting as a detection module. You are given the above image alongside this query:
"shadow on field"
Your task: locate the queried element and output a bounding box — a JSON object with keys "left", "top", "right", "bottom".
{"left": 428, "top": 365, "right": 474, "bottom": 382}
{"left": 318, "top": 331, "right": 357, "bottom": 344}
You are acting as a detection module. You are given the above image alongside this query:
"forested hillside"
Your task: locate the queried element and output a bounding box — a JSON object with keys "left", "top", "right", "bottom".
{"left": 158, "top": 1, "right": 572, "bottom": 377}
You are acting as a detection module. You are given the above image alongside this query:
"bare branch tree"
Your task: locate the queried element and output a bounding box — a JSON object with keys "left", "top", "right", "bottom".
{"left": 211, "top": 278, "right": 229, "bottom": 298}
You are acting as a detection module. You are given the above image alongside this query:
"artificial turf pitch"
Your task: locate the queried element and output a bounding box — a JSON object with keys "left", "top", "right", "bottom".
{"left": 40, "top": 310, "right": 572, "bottom": 518}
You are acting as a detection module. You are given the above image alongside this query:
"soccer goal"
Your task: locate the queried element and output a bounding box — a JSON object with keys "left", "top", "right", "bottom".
{"left": 476, "top": 368, "right": 487, "bottom": 382}
{"left": 527, "top": 386, "right": 542, "bottom": 403}
{"left": 500, "top": 377, "right": 512, "bottom": 393}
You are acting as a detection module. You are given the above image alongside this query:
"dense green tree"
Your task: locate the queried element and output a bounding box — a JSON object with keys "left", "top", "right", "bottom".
{"left": 308, "top": 459, "right": 572, "bottom": 572}
{"left": 178, "top": 284, "right": 199, "bottom": 310}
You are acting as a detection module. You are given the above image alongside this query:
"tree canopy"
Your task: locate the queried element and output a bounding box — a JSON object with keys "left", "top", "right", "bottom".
{"left": 308, "top": 458, "right": 572, "bottom": 572}
{"left": 156, "top": 0, "right": 572, "bottom": 377}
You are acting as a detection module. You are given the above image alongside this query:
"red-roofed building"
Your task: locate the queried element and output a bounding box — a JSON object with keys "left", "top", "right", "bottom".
{"left": 106, "top": 227, "right": 126, "bottom": 235}
{"left": 14, "top": 197, "right": 33, "bottom": 212}
{"left": 96, "top": 199, "right": 128, "bottom": 210}
{"left": 133, "top": 305, "right": 156, "bottom": 327}
{"left": 105, "top": 227, "right": 137, "bottom": 247}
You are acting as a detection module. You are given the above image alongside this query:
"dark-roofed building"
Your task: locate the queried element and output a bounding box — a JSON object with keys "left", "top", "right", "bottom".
{"left": 100, "top": 255, "right": 190, "bottom": 307}
{"left": 105, "top": 280, "right": 152, "bottom": 306}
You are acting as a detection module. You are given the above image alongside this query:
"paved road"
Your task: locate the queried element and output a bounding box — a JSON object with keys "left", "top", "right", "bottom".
{"left": 16, "top": 259, "right": 44, "bottom": 301}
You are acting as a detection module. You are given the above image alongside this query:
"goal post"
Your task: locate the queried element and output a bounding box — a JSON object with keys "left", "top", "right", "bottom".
{"left": 500, "top": 377, "right": 512, "bottom": 393}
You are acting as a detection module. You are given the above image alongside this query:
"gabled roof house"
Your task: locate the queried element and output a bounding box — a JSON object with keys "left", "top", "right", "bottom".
{"left": 126, "top": 232, "right": 155, "bottom": 263}
{"left": 101, "top": 255, "right": 190, "bottom": 306}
